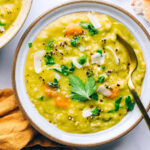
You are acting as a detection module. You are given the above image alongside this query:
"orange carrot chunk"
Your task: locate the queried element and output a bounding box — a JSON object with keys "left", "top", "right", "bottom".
{"left": 107, "top": 87, "right": 119, "bottom": 99}
{"left": 43, "top": 84, "right": 56, "bottom": 97}
{"left": 65, "top": 23, "right": 83, "bottom": 36}
{"left": 55, "top": 95, "right": 70, "bottom": 108}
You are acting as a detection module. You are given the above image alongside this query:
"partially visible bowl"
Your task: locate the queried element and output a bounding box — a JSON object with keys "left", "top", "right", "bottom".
{"left": 0, "top": 0, "right": 32, "bottom": 48}
{"left": 12, "top": 0, "right": 150, "bottom": 147}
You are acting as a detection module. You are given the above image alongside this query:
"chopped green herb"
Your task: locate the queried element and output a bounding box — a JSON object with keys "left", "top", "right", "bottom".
{"left": 46, "top": 40, "right": 54, "bottom": 52}
{"left": 48, "top": 78, "right": 59, "bottom": 88}
{"left": 90, "top": 93, "right": 98, "bottom": 101}
{"left": 101, "top": 66, "right": 106, "bottom": 70}
{"left": 70, "top": 62, "right": 75, "bottom": 72}
{"left": 97, "top": 49, "right": 102, "bottom": 55}
{"left": 40, "top": 96, "right": 44, "bottom": 101}
{"left": 71, "top": 36, "right": 80, "bottom": 47}
{"left": 54, "top": 63, "right": 75, "bottom": 76}
{"left": 80, "top": 22, "right": 98, "bottom": 36}
{"left": 108, "top": 97, "right": 122, "bottom": 113}
{"left": 80, "top": 22, "right": 89, "bottom": 29}
{"left": 92, "top": 107, "right": 100, "bottom": 116}
{"left": 28, "top": 43, "right": 32, "bottom": 48}
{"left": 78, "top": 55, "right": 87, "bottom": 65}
{"left": 125, "top": 96, "right": 135, "bottom": 111}
{"left": 45, "top": 55, "right": 55, "bottom": 65}
{"left": 69, "top": 75, "right": 97, "bottom": 102}
{"left": 97, "top": 76, "right": 105, "bottom": 83}
{"left": 0, "top": 22, "right": 6, "bottom": 26}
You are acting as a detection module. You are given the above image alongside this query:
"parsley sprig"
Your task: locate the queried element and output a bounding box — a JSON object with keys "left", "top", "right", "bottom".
{"left": 69, "top": 75, "right": 97, "bottom": 102}
{"left": 108, "top": 97, "right": 122, "bottom": 113}
{"left": 125, "top": 96, "right": 135, "bottom": 111}
{"left": 46, "top": 40, "right": 54, "bottom": 52}
{"left": 0, "top": 22, "right": 6, "bottom": 26}
{"left": 71, "top": 36, "right": 80, "bottom": 47}
{"left": 54, "top": 63, "right": 75, "bottom": 76}
{"left": 48, "top": 78, "right": 59, "bottom": 88}
{"left": 80, "top": 22, "right": 98, "bottom": 36}
{"left": 92, "top": 107, "right": 100, "bottom": 116}
{"left": 78, "top": 55, "right": 87, "bottom": 65}
{"left": 45, "top": 54, "right": 55, "bottom": 65}
{"left": 97, "top": 76, "right": 105, "bottom": 83}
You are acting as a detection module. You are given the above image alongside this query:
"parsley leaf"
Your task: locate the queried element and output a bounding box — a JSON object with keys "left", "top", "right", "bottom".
{"left": 48, "top": 78, "right": 59, "bottom": 88}
{"left": 40, "top": 96, "right": 44, "bottom": 101}
{"left": 28, "top": 43, "right": 32, "bottom": 48}
{"left": 92, "top": 107, "right": 100, "bottom": 116}
{"left": 101, "top": 66, "right": 106, "bottom": 70}
{"left": 78, "top": 55, "right": 87, "bottom": 65}
{"left": 69, "top": 75, "right": 97, "bottom": 102}
{"left": 0, "top": 22, "right": 6, "bottom": 26}
{"left": 46, "top": 40, "right": 54, "bottom": 52}
{"left": 97, "top": 48, "right": 102, "bottom": 54}
{"left": 71, "top": 36, "right": 80, "bottom": 47}
{"left": 80, "top": 22, "right": 98, "bottom": 36}
{"left": 79, "top": 22, "right": 89, "bottom": 29}
{"left": 54, "top": 63, "right": 75, "bottom": 76}
{"left": 97, "top": 76, "right": 105, "bottom": 83}
{"left": 125, "top": 96, "right": 135, "bottom": 111}
{"left": 45, "top": 55, "right": 55, "bottom": 65}
{"left": 90, "top": 93, "right": 98, "bottom": 101}
{"left": 108, "top": 97, "right": 122, "bottom": 113}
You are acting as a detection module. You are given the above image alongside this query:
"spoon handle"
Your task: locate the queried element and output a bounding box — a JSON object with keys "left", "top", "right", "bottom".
{"left": 130, "top": 89, "right": 150, "bottom": 130}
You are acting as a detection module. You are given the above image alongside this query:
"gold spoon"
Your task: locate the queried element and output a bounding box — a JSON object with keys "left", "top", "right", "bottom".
{"left": 117, "top": 35, "right": 150, "bottom": 129}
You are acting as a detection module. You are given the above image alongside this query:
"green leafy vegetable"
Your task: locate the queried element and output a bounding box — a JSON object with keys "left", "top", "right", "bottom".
{"left": 28, "top": 43, "right": 32, "bottom": 48}
{"left": 108, "top": 97, "right": 122, "bottom": 113}
{"left": 78, "top": 55, "right": 87, "bottom": 65}
{"left": 40, "top": 96, "right": 44, "bottom": 101}
{"left": 97, "top": 49, "right": 102, "bottom": 55}
{"left": 80, "top": 22, "right": 98, "bottom": 36}
{"left": 69, "top": 62, "right": 75, "bottom": 72}
{"left": 54, "top": 63, "right": 75, "bottom": 76}
{"left": 90, "top": 93, "right": 98, "bottom": 101}
{"left": 69, "top": 75, "right": 97, "bottom": 102}
{"left": 92, "top": 107, "right": 100, "bottom": 116}
{"left": 79, "top": 22, "right": 89, "bottom": 29}
{"left": 45, "top": 55, "right": 55, "bottom": 65}
{"left": 97, "top": 76, "right": 105, "bottom": 83}
{"left": 71, "top": 36, "right": 80, "bottom": 47}
{"left": 0, "top": 22, "right": 6, "bottom": 26}
{"left": 125, "top": 96, "right": 135, "bottom": 111}
{"left": 101, "top": 66, "right": 106, "bottom": 70}
{"left": 46, "top": 40, "right": 54, "bottom": 52}
{"left": 48, "top": 78, "right": 59, "bottom": 88}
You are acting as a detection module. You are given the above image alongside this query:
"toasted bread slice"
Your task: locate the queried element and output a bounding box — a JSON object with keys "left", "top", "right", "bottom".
{"left": 132, "top": 0, "right": 143, "bottom": 14}
{"left": 143, "top": 0, "right": 150, "bottom": 22}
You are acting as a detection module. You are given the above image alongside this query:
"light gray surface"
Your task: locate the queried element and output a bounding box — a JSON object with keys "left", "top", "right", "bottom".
{"left": 0, "top": 0, "right": 149, "bottom": 149}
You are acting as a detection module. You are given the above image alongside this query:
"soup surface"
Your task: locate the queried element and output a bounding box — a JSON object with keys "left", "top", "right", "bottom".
{"left": 24, "top": 12, "right": 146, "bottom": 133}
{"left": 0, "top": 0, "right": 22, "bottom": 36}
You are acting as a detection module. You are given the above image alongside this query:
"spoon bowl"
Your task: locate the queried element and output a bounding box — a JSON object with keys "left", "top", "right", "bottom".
{"left": 117, "top": 34, "right": 150, "bottom": 129}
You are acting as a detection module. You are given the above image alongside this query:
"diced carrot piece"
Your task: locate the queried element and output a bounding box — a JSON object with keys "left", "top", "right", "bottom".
{"left": 55, "top": 95, "right": 70, "bottom": 108}
{"left": 43, "top": 84, "right": 56, "bottom": 97}
{"left": 107, "top": 87, "right": 119, "bottom": 98}
{"left": 65, "top": 23, "right": 83, "bottom": 36}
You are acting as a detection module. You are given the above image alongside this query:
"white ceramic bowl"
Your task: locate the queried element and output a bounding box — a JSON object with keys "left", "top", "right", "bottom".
{"left": 12, "top": 0, "right": 150, "bottom": 147}
{"left": 0, "top": 0, "right": 32, "bottom": 48}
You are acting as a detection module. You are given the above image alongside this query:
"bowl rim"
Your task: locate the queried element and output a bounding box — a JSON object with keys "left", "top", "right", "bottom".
{"left": 12, "top": 0, "right": 150, "bottom": 147}
{"left": 0, "top": 0, "right": 32, "bottom": 49}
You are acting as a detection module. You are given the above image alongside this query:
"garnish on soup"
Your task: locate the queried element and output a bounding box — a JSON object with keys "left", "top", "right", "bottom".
{"left": 24, "top": 12, "right": 146, "bottom": 133}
